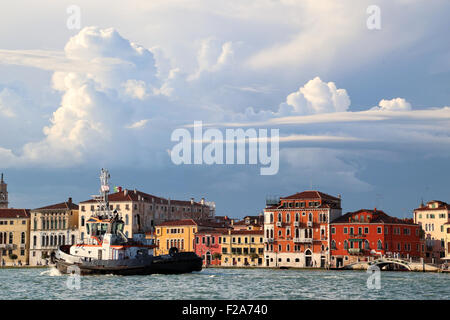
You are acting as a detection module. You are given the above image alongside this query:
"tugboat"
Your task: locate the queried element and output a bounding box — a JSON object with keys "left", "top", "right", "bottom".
{"left": 53, "top": 169, "right": 202, "bottom": 275}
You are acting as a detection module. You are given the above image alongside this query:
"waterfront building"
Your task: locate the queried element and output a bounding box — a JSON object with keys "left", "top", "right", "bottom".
{"left": 330, "top": 209, "right": 422, "bottom": 267}
{"left": 0, "top": 173, "right": 8, "bottom": 209}
{"left": 194, "top": 228, "right": 227, "bottom": 266}
{"left": 29, "top": 198, "right": 79, "bottom": 266}
{"left": 221, "top": 229, "right": 264, "bottom": 266}
{"left": 154, "top": 219, "right": 228, "bottom": 256}
{"left": 0, "top": 209, "right": 30, "bottom": 266}
{"left": 79, "top": 189, "right": 214, "bottom": 241}
{"left": 263, "top": 190, "right": 342, "bottom": 268}
{"left": 153, "top": 219, "right": 198, "bottom": 255}
{"left": 414, "top": 200, "right": 450, "bottom": 262}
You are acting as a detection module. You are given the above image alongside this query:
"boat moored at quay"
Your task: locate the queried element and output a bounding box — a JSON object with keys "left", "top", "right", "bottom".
{"left": 53, "top": 169, "right": 202, "bottom": 275}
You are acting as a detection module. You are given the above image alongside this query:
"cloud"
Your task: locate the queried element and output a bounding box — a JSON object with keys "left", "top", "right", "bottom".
{"left": 372, "top": 97, "right": 412, "bottom": 111}
{"left": 282, "top": 76, "right": 350, "bottom": 115}
{"left": 126, "top": 119, "right": 149, "bottom": 129}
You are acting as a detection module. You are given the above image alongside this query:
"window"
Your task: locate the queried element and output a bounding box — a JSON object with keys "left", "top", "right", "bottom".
{"left": 377, "top": 240, "right": 382, "bottom": 250}
{"left": 343, "top": 227, "right": 348, "bottom": 234}
{"left": 331, "top": 240, "right": 336, "bottom": 250}
{"left": 344, "top": 240, "right": 348, "bottom": 249}
{"left": 377, "top": 227, "right": 382, "bottom": 234}
{"left": 364, "top": 227, "right": 369, "bottom": 234}
{"left": 81, "top": 216, "right": 85, "bottom": 227}
{"left": 331, "top": 227, "right": 336, "bottom": 234}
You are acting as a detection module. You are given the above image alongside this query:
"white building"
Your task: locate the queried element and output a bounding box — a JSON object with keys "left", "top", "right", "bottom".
{"left": 29, "top": 198, "right": 79, "bottom": 266}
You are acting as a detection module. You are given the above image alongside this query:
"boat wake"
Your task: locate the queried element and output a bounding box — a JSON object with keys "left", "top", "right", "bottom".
{"left": 40, "top": 267, "right": 62, "bottom": 277}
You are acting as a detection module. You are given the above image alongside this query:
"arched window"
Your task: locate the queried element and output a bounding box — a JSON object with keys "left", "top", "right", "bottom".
{"left": 9, "top": 232, "right": 13, "bottom": 244}
{"left": 344, "top": 240, "right": 348, "bottom": 250}
{"left": 295, "top": 212, "right": 300, "bottom": 222}
{"left": 270, "top": 213, "right": 273, "bottom": 223}
{"left": 308, "top": 212, "right": 313, "bottom": 222}
{"left": 377, "top": 240, "right": 382, "bottom": 250}
{"left": 365, "top": 240, "right": 370, "bottom": 250}
{"left": 331, "top": 240, "right": 337, "bottom": 250}
{"left": 277, "top": 213, "right": 282, "bottom": 222}
{"left": 295, "top": 228, "right": 299, "bottom": 238}
{"left": 286, "top": 213, "right": 290, "bottom": 223}
{"left": 266, "top": 229, "right": 270, "bottom": 238}
{"left": 0, "top": 232, "right": 3, "bottom": 244}
{"left": 21, "top": 232, "right": 25, "bottom": 244}
{"left": 270, "top": 229, "right": 273, "bottom": 238}
{"left": 33, "top": 218, "right": 37, "bottom": 231}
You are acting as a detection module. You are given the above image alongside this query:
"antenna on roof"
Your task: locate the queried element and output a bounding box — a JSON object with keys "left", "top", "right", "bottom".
{"left": 375, "top": 193, "right": 383, "bottom": 209}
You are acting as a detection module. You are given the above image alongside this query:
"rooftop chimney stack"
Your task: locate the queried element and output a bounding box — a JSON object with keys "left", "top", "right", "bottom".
{"left": 68, "top": 197, "right": 72, "bottom": 204}
{"left": 191, "top": 198, "right": 194, "bottom": 205}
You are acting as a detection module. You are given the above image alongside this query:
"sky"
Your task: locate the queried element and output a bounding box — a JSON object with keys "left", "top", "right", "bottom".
{"left": 0, "top": 0, "right": 449, "bottom": 219}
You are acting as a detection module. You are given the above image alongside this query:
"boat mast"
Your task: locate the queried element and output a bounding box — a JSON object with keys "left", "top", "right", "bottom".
{"left": 99, "top": 168, "right": 111, "bottom": 217}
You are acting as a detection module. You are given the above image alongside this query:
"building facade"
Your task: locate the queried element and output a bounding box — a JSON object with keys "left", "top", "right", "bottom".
{"left": 221, "top": 229, "right": 264, "bottom": 267}
{"left": 79, "top": 189, "right": 214, "bottom": 242}
{"left": 263, "top": 191, "right": 342, "bottom": 268}
{"left": 29, "top": 198, "right": 79, "bottom": 266}
{"left": 0, "top": 209, "right": 30, "bottom": 266}
{"left": 153, "top": 219, "right": 199, "bottom": 255}
{"left": 0, "top": 173, "right": 8, "bottom": 209}
{"left": 194, "top": 229, "right": 226, "bottom": 266}
{"left": 414, "top": 200, "right": 450, "bottom": 262}
{"left": 330, "top": 209, "right": 422, "bottom": 267}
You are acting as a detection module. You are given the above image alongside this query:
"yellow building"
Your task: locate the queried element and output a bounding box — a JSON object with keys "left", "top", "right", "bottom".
{"left": 0, "top": 209, "right": 30, "bottom": 266}
{"left": 153, "top": 219, "right": 198, "bottom": 255}
{"left": 221, "top": 230, "right": 264, "bottom": 267}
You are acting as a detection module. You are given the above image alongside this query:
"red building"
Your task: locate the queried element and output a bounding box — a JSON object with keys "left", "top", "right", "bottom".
{"left": 194, "top": 228, "right": 226, "bottom": 266}
{"left": 263, "top": 190, "right": 342, "bottom": 268}
{"left": 330, "top": 209, "right": 423, "bottom": 267}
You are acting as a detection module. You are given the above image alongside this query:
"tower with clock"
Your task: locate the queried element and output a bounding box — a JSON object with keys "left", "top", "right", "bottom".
{"left": 0, "top": 173, "right": 8, "bottom": 209}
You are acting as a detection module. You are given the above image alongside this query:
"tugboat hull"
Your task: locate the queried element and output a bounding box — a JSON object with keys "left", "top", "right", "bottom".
{"left": 54, "top": 252, "right": 203, "bottom": 276}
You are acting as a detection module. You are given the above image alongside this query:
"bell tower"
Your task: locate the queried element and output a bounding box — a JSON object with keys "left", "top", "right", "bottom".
{"left": 0, "top": 173, "right": 8, "bottom": 209}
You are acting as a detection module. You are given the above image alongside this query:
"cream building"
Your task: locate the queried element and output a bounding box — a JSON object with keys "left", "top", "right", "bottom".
{"left": 29, "top": 198, "right": 79, "bottom": 266}
{"left": 79, "top": 189, "right": 214, "bottom": 241}
{"left": 0, "top": 209, "right": 30, "bottom": 266}
{"left": 414, "top": 200, "right": 450, "bottom": 262}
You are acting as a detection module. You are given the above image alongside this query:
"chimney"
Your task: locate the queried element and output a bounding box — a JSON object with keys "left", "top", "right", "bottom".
{"left": 201, "top": 197, "right": 205, "bottom": 205}
{"left": 191, "top": 198, "right": 194, "bottom": 205}
{"left": 134, "top": 189, "right": 137, "bottom": 194}
{"left": 68, "top": 197, "right": 72, "bottom": 204}
{"left": 124, "top": 189, "right": 128, "bottom": 196}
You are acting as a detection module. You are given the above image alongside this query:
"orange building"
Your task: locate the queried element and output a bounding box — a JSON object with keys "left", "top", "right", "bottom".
{"left": 263, "top": 191, "right": 342, "bottom": 268}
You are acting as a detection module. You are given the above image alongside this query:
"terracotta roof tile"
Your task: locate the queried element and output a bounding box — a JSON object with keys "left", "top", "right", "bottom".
{"left": 0, "top": 209, "right": 30, "bottom": 218}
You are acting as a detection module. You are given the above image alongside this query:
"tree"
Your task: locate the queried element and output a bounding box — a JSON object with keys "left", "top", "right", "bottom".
{"left": 250, "top": 253, "right": 259, "bottom": 260}
{"left": 212, "top": 253, "right": 222, "bottom": 260}
{"left": 9, "top": 254, "right": 18, "bottom": 265}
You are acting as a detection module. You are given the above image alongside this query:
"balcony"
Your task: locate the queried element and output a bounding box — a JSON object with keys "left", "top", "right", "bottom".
{"left": 349, "top": 233, "right": 366, "bottom": 239}
{"left": 347, "top": 248, "right": 365, "bottom": 255}
{"left": 276, "top": 222, "right": 282, "bottom": 227}
{"left": 264, "top": 238, "right": 274, "bottom": 243}
{"left": 0, "top": 244, "right": 16, "bottom": 250}
{"left": 294, "top": 221, "right": 300, "bottom": 227}
{"left": 293, "top": 237, "right": 313, "bottom": 244}
{"left": 307, "top": 221, "right": 313, "bottom": 228}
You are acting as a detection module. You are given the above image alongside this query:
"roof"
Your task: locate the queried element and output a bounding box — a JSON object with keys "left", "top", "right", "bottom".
{"left": 80, "top": 189, "right": 206, "bottom": 207}
{"left": 0, "top": 209, "right": 30, "bottom": 219}
{"left": 33, "top": 199, "right": 78, "bottom": 211}
{"left": 227, "top": 230, "right": 264, "bottom": 235}
{"left": 281, "top": 190, "right": 340, "bottom": 201}
{"left": 331, "top": 209, "right": 417, "bottom": 225}
{"left": 157, "top": 219, "right": 229, "bottom": 228}
{"left": 414, "top": 200, "right": 450, "bottom": 211}
{"left": 80, "top": 189, "right": 167, "bottom": 204}
{"left": 157, "top": 219, "right": 198, "bottom": 227}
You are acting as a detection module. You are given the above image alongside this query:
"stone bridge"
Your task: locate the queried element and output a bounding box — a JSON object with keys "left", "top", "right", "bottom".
{"left": 344, "top": 257, "right": 440, "bottom": 272}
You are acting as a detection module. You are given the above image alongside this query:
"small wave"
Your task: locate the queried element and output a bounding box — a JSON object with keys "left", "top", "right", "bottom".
{"left": 40, "top": 267, "right": 62, "bottom": 277}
